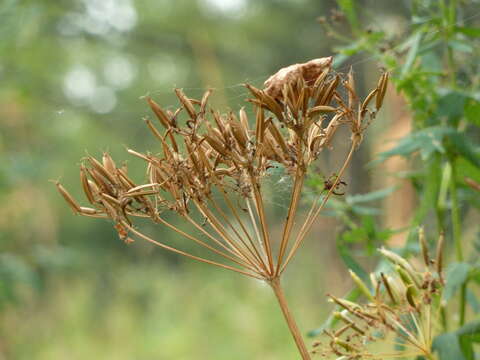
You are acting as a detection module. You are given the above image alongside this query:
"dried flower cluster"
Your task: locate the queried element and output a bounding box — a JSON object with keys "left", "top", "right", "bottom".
{"left": 312, "top": 229, "right": 445, "bottom": 360}
{"left": 57, "top": 57, "right": 388, "bottom": 360}
{"left": 57, "top": 57, "right": 388, "bottom": 281}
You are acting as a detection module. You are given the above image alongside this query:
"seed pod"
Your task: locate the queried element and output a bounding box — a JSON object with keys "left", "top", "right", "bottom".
{"left": 88, "top": 156, "right": 117, "bottom": 185}
{"left": 436, "top": 231, "right": 445, "bottom": 279}
{"left": 229, "top": 116, "right": 248, "bottom": 149}
{"left": 405, "top": 284, "right": 418, "bottom": 309}
{"left": 126, "top": 183, "right": 160, "bottom": 194}
{"left": 418, "top": 227, "right": 430, "bottom": 267}
{"left": 255, "top": 106, "right": 266, "bottom": 144}
{"left": 316, "top": 75, "right": 339, "bottom": 106}
{"left": 175, "top": 88, "right": 196, "bottom": 119}
{"left": 380, "top": 272, "right": 397, "bottom": 305}
{"left": 266, "top": 121, "right": 289, "bottom": 155}
{"left": 333, "top": 311, "right": 365, "bottom": 335}
{"left": 346, "top": 67, "right": 356, "bottom": 107}
{"left": 146, "top": 97, "right": 171, "bottom": 128}
{"left": 80, "top": 164, "right": 96, "bottom": 204}
{"left": 200, "top": 89, "right": 213, "bottom": 114}
{"left": 307, "top": 105, "right": 337, "bottom": 117}
{"left": 349, "top": 269, "right": 375, "bottom": 302}
{"left": 376, "top": 72, "right": 389, "bottom": 110}
{"left": 261, "top": 91, "right": 285, "bottom": 121}
{"left": 360, "top": 88, "right": 378, "bottom": 114}
{"left": 102, "top": 152, "right": 116, "bottom": 175}
{"left": 56, "top": 182, "right": 81, "bottom": 214}
{"left": 205, "top": 135, "right": 227, "bottom": 156}
{"left": 239, "top": 107, "right": 250, "bottom": 134}
{"left": 379, "top": 248, "right": 418, "bottom": 282}
{"left": 334, "top": 337, "right": 356, "bottom": 352}
{"left": 395, "top": 265, "right": 420, "bottom": 297}
{"left": 79, "top": 207, "right": 98, "bottom": 215}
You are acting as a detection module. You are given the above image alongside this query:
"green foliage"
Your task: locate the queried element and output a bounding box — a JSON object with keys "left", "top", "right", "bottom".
{"left": 311, "top": 0, "right": 480, "bottom": 358}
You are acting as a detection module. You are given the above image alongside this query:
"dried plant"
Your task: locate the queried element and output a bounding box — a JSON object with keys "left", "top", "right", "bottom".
{"left": 57, "top": 57, "right": 388, "bottom": 359}
{"left": 312, "top": 230, "right": 445, "bottom": 360}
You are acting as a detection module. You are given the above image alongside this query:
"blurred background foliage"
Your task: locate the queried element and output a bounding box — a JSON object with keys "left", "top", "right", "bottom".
{"left": 0, "top": 0, "right": 479, "bottom": 359}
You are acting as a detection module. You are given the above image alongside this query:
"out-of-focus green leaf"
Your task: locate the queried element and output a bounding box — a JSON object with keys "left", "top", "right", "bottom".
{"left": 373, "top": 126, "right": 455, "bottom": 164}
{"left": 437, "top": 90, "right": 466, "bottom": 126}
{"left": 401, "top": 32, "right": 422, "bottom": 77}
{"left": 443, "top": 262, "right": 472, "bottom": 302}
{"left": 433, "top": 332, "right": 466, "bottom": 360}
{"left": 455, "top": 26, "right": 480, "bottom": 37}
{"left": 448, "top": 40, "right": 474, "bottom": 53}
{"left": 337, "top": 241, "right": 368, "bottom": 282}
{"left": 466, "top": 289, "right": 480, "bottom": 313}
{"left": 456, "top": 320, "right": 480, "bottom": 342}
{"left": 449, "top": 132, "right": 480, "bottom": 168}
{"left": 465, "top": 99, "right": 480, "bottom": 126}
{"left": 337, "top": 0, "right": 358, "bottom": 30}
{"left": 350, "top": 205, "right": 379, "bottom": 215}
{"left": 347, "top": 186, "right": 396, "bottom": 204}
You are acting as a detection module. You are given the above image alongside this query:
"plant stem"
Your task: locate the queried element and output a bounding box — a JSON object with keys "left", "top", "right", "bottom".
{"left": 449, "top": 158, "right": 466, "bottom": 326}
{"left": 269, "top": 278, "right": 311, "bottom": 360}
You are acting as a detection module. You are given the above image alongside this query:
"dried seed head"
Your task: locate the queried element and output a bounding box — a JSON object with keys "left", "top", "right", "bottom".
{"left": 263, "top": 57, "right": 333, "bottom": 99}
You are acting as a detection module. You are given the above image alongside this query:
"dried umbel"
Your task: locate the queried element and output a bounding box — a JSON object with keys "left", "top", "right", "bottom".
{"left": 57, "top": 58, "right": 388, "bottom": 360}
{"left": 313, "top": 231, "right": 445, "bottom": 360}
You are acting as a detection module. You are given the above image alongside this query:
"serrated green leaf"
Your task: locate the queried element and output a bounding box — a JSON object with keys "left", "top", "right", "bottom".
{"left": 372, "top": 127, "right": 455, "bottom": 164}
{"left": 443, "top": 262, "right": 472, "bottom": 302}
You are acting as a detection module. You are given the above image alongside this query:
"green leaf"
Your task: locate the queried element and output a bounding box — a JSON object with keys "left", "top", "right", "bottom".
{"left": 437, "top": 90, "right": 467, "bottom": 125}
{"left": 449, "top": 132, "right": 480, "bottom": 168}
{"left": 433, "top": 321, "right": 480, "bottom": 360}
{"left": 456, "top": 320, "right": 480, "bottom": 342}
{"left": 433, "top": 333, "right": 466, "bottom": 360}
{"left": 372, "top": 126, "right": 455, "bottom": 164}
{"left": 457, "top": 320, "right": 480, "bottom": 360}
{"left": 337, "top": 241, "right": 369, "bottom": 282}
{"left": 347, "top": 186, "right": 397, "bottom": 204}
{"left": 402, "top": 32, "right": 422, "bottom": 77}
{"left": 455, "top": 26, "right": 480, "bottom": 37}
{"left": 466, "top": 290, "right": 480, "bottom": 313}
{"left": 443, "top": 262, "right": 472, "bottom": 302}
{"left": 465, "top": 99, "right": 480, "bottom": 126}
{"left": 448, "top": 40, "right": 473, "bottom": 53}
{"left": 337, "top": 0, "right": 358, "bottom": 31}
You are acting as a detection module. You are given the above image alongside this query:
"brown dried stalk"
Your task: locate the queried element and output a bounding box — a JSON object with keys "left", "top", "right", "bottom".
{"left": 57, "top": 58, "right": 387, "bottom": 360}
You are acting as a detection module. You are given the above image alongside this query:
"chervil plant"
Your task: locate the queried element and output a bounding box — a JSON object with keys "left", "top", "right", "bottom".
{"left": 57, "top": 57, "right": 388, "bottom": 359}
